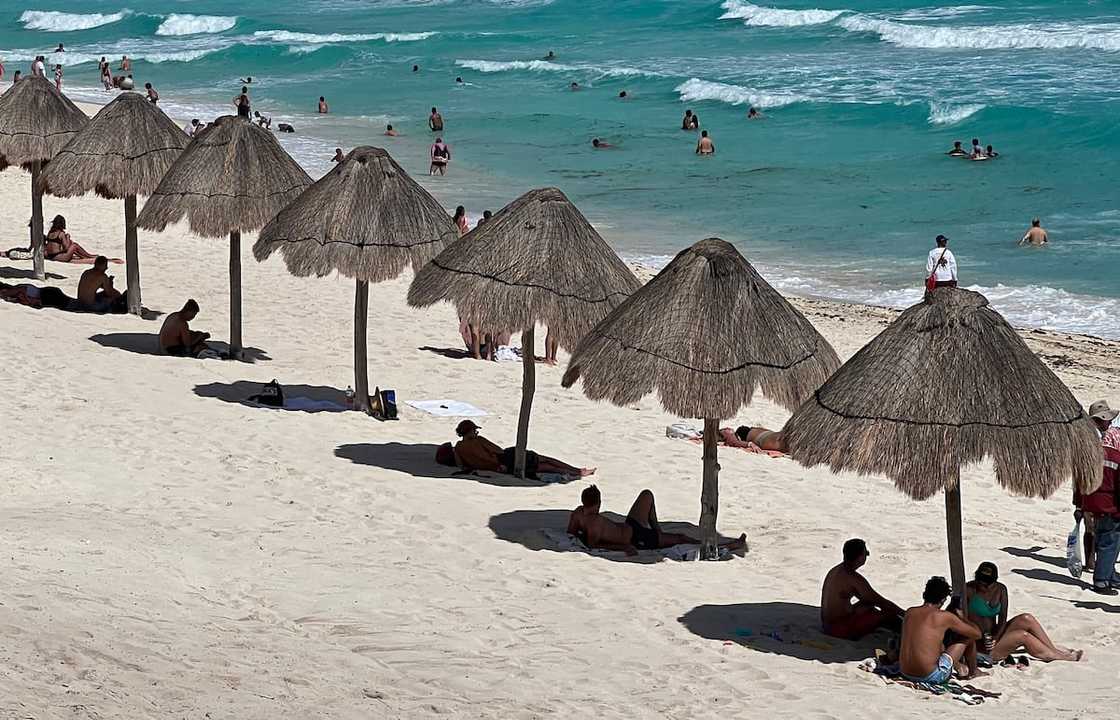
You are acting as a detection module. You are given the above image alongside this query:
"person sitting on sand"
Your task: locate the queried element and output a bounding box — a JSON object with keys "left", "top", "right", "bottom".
{"left": 947, "top": 140, "right": 966, "bottom": 157}
{"left": 159, "top": 299, "right": 212, "bottom": 357}
{"left": 44, "top": 215, "right": 97, "bottom": 263}
{"left": 720, "top": 425, "right": 788, "bottom": 453}
{"left": 820, "top": 538, "right": 904, "bottom": 639}
{"left": 452, "top": 420, "right": 594, "bottom": 479}
{"left": 384, "top": 124, "right": 397, "bottom": 136}
{"left": 568, "top": 484, "right": 747, "bottom": 556}
{"left": 696, "top": 130, "right": 715, "bottom": 155}
{"left": 900, "top": 576, "right": 982, "bottom": 683}
{"left": 430, "top": 138, "right": 450, "bottom": 175}
{"left": 963, "top": 561, "right": 1082, "bottom": 663}
{"left": 76, "top": 257, "right": 123, "bottom": 313}
{"left": 1018, "top": 217, "right": 1048, "bottom": 246}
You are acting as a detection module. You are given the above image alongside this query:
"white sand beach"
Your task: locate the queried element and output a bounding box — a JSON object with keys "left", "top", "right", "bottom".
{"left": 2, "top": 105, "right": 1119, "bottom": 718}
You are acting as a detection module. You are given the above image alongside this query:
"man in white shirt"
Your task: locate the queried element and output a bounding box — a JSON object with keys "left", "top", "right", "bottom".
{"left": 927, "top": 234, "right": 957, "bottom": 288}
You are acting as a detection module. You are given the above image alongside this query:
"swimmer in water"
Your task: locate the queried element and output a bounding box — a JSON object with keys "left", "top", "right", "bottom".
{"left": 947, "top": 141, "right": 966, "bottom": 157}
{"left": 1018, "top": 217, "right": 1049, "bottom": 246}
{"left": 385, "top": 124, "right": 398, "bottom": 136}
{"left": 456, "top": 76, "right": 463, "bottom": 84}
{"left": 592, "top": 138, "right": 612, "bottom": 149}
{"left": 318, "top": 96, "right": 329, "bottom": 114}
{"left": 747, "top": 107, "right": 763, "bottom": 120}
{"left": 570, "top": 82, "right": 580, "bottom": 91}
{"left": 412, "top": 64, "right": 419, "bottom": 72}
{"left": 331, "top": 148, "right": 344, "bottom": 164}
{"left": 543, "top": 51, "right": 556, "bottom": 61}
{"left": 985, "top": 144, "right": 998, "bottom": 158}
{"left": 696, "top": 130, "right": 715, "bottom": 155}
{"left": 682, "top": 109, "right": 699, "bottom": 131}
{"left": 970, "top": 138, "right": 984, "bottom": 158}
{"left": 618, "top": 90, "right": 628, "bottom": 99}
{"left": 240, "top": 77, "right": 253, "bottom": 84}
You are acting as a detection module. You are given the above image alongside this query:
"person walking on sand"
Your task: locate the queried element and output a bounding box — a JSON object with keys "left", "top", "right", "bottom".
{"left": 429, "top": 107, "right": 444, "bottom": 132}
{"left": 926, "top": 234, "right": 957, "bottom": 288}
{"left": 430, "top": 137, "right": 450, "bottom": 175}
{"left": 1081, "top": 400, "right": 1120, "bottom": 595}
{"left": 695, "top": 130, "right": 715, "bottom": 155}
{"left": 820, "top": 538, "right": 904, "bottom": 640}
{"left": 1019, "top": 217, "right": 1049, "bottom": 246}
{"left": 145, "top": 82, "right": 159, "bottom": 104}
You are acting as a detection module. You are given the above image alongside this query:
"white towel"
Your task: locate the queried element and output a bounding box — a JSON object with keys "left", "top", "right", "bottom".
{"left": 493, "top": 345, "right": 522, "bottom": 362}
{"left": 405, "top": 399, "right": 488, "bottom": 417}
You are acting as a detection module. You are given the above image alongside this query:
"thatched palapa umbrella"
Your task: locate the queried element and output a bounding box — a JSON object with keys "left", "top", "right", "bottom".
{"left": 0, "top": 75, "right": 88, "bottom": 279}
{"left": 254, "top": 146, "right": 458, "bottom": 412}
{"left": 562, "top": 238, "right": 840, "bottom": 557}
{"left": 136, "top": 116, "right": 312, "bottom": 358}
{"left": 783, "top": 287, "right": 1100, "bottom": 591}
{"left": 38, "top": 92, "right": 189, "bottom": 315}
{"left": 408, "top": 187, "right": 640, "bottom": 477}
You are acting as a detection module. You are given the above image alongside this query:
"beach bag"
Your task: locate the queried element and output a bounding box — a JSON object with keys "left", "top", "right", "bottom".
{"left": 371, "top": 386, "right": 398, "bottom": 421}
{"left": 250, "top": 379, "right": 285, "bottom": 407}
{"left": 1066, "top": 513, "right": 1084, "bottom": 578}
{"left": 435, "top": 442, "right": 456, "bottom": 467}
{"left": 926, "top": 248, "right": 948, "bottom": 292}
{"left": 666, "top": 423, "right": 701, "bottom": 440}
{"left": 501, "top": 447, "right": 539, "bottom": 479}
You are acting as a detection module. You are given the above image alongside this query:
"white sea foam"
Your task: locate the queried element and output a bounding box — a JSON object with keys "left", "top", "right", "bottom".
{"left": 19, "top": 9, "right": 130, "bottom": 32}
{"left": 927, "top": 101, "right": 985, "bottom": 125}
{"left": 253, "top": 30, "right": 437, "bottom": 44}
{"left": 892, "top": 5, "right": 993, "bottom": 21}
{"left": 839, "top": 15, "right": 1120, "bottom": 51}
{"left": 156, "top": 15, "right": 237, "bottom": 36}
{"left": 675, "top": 78, "right": 805, "bottom": 109}
{"left": 719, "top": 1, "right": 845, "bottom": 27}
{"left": 455, "top": 59, "right": 655, "bottom": 78}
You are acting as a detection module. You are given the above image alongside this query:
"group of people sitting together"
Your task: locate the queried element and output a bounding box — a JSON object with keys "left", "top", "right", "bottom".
{"left": 821, "top": 539, "right": 1082, "bottom": 685}
{"left": 947, "top": 138, "right": 999, "bottom": 161}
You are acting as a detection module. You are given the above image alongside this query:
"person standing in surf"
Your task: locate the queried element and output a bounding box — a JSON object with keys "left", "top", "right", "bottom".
{"left": 429, "top": 107, "right": 444, "bottom": 132}
{"left": 695, "top": 130, "right": 715, "bottom": 155}
{"left": 430, "top": 137, "right": 450, "bottom": 175}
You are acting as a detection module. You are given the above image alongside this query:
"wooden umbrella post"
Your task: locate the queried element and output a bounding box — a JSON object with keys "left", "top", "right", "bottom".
{"left": 229, "top": 229, "right": 243, "bottom": 359}
{"left": 515, "top": 325, "right": 536, "bottom": 478}
{"left": 30, "top": 161, "right": 45, "bottom": 280}
{"left": 945, "top": 470, "right": 966, "bottom": 595}
{"left": 124, "top": 195, "right": 141, "bottom": 315}
{"left": 353, "top": 279, "right": 372, "bottom": 414}
{"left": 700, "top": 416, "right": 721, "bottom": 560}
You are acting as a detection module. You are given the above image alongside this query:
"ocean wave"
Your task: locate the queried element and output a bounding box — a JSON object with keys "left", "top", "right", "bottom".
{"left": 838, "top": 15, "right": 1120, "bottom": 51}
{"left": 719, "top": 1, "right": 845, "bottom": 28}
{"left": 455, "top": 59, "right": 655, "bottom": 78}
{"left": 156, "top": 14, "right": 238, "bottom": 36}
{"left": 252, "top": 30, "right": 437, "bottom": 44}
{"left": 927, "top": 101, "right": 985, "bottom": 125}
{"left": 19, "top": 9, "right": 130, "bottom": 32}
{"left": 891, "top": 5, "right": 993, "bottom": 21}
{"left": 675, "top": 78, "right": 805, "bottom": 109}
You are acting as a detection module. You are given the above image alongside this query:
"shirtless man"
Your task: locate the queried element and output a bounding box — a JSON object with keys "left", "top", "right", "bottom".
{"left": 721, "top": 425, "right": 787, "bottom": 453}
{"left": 591, "top": 138, "right": 612, "bottom": 149}
{"left": 384, "top": 124, "right": 398, "bottom": 136}
{"left": 318, "top": 96, "right": 329, "bottom": 113}
{"left": 76, "top": 257, "right": 122, "bottom": 313}
{"left": 159, "top": 299, "right": 211, "bottom": 357}
{"left": 1019, "top": 217, "right": 1049, "bottom": 246}
{"left": 145, "top": 82, "right": 159, "bottom": 104}
{"left": 820, "top": 539, "right": 904, "bottom": 639}
{"left": 429, "top": 107, "right": 444, "bottom": 132}
{"left": 947, "top": 140, "right": 966, "bottom": 157}
{"left": 452, "top": 420, "right": 595, "bottom": 478}
{"left": 331, "top": 148, "right": 344, "bottom": 164}
{"left": 900, "top": 576, "right": 982, "bottom": 683}
{"left": 568, "top": 485, "right": 746, "bottom": 556}
{"left": 696, "top": 130, "right": 715, "bottom": 155}
{"left": 120, "top": 55, "right": 131, "bottom": 72}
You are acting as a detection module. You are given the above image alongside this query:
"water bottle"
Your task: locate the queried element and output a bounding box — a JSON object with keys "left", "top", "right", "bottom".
{"left": 345, "top": 385, "right": 355, "bottom": 407}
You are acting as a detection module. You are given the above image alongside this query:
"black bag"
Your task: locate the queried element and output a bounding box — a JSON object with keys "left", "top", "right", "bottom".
{"left": 250, "top": 379, "right": 284, "bottom": 407}
{"left": 500, "top": 447, "right": 539, "bottom": 479}
{"left": 371, "top": 386, "right": 398, "bottom": 420}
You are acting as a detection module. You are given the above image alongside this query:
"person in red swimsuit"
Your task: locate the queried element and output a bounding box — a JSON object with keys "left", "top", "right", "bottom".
{"left": 820, "top": 538, "right": 904, "bottom": 640}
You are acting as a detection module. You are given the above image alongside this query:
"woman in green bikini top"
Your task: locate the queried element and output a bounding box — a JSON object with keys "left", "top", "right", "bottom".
{"left": 963, "top": 561, "right": 1083, "bottom": 663}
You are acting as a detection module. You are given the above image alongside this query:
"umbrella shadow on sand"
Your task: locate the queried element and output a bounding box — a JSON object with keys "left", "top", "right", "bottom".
{"left": 487, "top": 508, "right": 745, "bottom": 565}
{"left": 89, "top": 333, "right": 270, "bottom": 362}
{"left": 335, "top": 442, "right": 547, "bottom": 488}
{"left": 679, "top": 602, "right": 880, "bottom": 663}
{"left": 195, "top": 381, "right": 348, "bottom": 412}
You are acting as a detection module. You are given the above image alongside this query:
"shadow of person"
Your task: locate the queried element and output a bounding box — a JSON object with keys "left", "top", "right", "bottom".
{"left": 195, "top": 381, "right": 348, "bottom": 412}
{"left": 678, "top": 602, "right": 878, "bottom": 663}
{"left": 0, "top": 266, "right": 65, "bottom": 280}
{"left": 1010, "top": 567, "right": 1092, "bottom": 590}
{"left": 487, "top": 508, "right": 745, "bottom": 564}
{"left": 418, "top": 345, "right": 473, "bottom": 360}
{"left": 1000, "top": 545, "right": 1066, "bottom": 569}
{"left": 89, "top": 333, "right": 269, "bottom": 362}
{"left": 335, "top": 442, "right": 545, "bottom": 487}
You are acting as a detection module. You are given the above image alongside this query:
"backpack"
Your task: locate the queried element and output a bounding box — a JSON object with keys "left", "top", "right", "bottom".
{"left": 250, "top": 379, "right": 285, "bottom": 407}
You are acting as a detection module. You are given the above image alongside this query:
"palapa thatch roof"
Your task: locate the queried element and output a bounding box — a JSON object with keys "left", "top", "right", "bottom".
{"left": 562, "top": 238, "right": 840, "bottom": 419}
{"left": 38, "top": 92, "right": 188, "bottom": 200}
{"left": 136, "top": 115, "right": 312, "bottom": 238}
{"left": 254, "top": 146, "right": 458, "bottom": 282}
{"left": 407, "top": 187, "right": 640, "bottom": 346}
{"left": 783, "top": 287, "right": 1101, "bottom": 500}
{"left": 0, "top": 75, "right": 88, "bottom": 170}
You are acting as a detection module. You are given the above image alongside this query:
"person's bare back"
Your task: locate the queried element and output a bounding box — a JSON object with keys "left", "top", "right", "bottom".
{"left": 159, "top": 312, "right": 189, "bottom": 351}
{"left": 1021, "top": 226, "right": 1048, "bottom": 246}
{"left": 76, "top": 266, "right": 109, "bottom": 306}
{"left": 900, "top": 577, "right": 981, "bottom": 682}
{"left": 567, "top": 505, "right": 633, "bottom": 551}
{"left": 820, "top": 564, "right": 868, "bottom": 625}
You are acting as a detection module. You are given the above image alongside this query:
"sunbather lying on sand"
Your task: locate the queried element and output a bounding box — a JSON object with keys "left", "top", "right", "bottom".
{"left": 0, "top": 281, "right": 42, "bottom": 308}
{"left": 159, "top": 299, "right": 211, "bottom": 357}
{"left": 720, "top": 425, "right": 788, "bottom": 453}
{"left": 568, "top": 485, "right": 747, "bottom": 556}
{"left": 452, "top": 420, "right": 595, "bottom": 478}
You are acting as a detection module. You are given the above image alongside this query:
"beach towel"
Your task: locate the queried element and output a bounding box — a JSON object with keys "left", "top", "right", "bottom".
{"left": 863, "top": 656, "right": 1000, "bottom": 705}
{"left": 249, "top": 396, "right": 348, "bottom": 412}
{"left": 541, "top": 529, "right": 700, "bottom": 561}
{"left": 405, "top": 399, "right": 487, "bottom": 417}
{"left": 685, "top": 435, "right": 787, "bottom": 459}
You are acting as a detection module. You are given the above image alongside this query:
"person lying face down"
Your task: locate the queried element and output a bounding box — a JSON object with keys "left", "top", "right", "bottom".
{"left": 567, "top": 485, "right": 746, "bottom": 556}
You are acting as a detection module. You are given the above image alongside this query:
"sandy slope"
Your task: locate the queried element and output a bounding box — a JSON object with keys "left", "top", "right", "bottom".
{"left": 1, "top": 154, "right": 1118, "bottom": 718}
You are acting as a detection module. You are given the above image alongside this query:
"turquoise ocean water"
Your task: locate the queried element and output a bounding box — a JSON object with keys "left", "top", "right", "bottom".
{"left": 3, "top": 1, "right": 1119, "bottom": 336}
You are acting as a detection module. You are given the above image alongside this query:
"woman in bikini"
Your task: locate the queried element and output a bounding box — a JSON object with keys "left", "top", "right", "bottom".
{"left": 452, "top": 205, "right": 469, "bottom": 237}
{"left": 719, "top": 425, "right": 788, "bottom": 453}
{"left": 44, "top": 216, "right": 97, "bottom": 263}
{"left": 964, "top": 562, "right": 1082, "bottom": 662}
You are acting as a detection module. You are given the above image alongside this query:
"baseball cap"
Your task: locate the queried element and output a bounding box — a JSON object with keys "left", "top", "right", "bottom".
{"left": 455, "top": 420, "right": 481, "bottom": 437}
